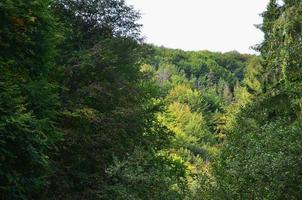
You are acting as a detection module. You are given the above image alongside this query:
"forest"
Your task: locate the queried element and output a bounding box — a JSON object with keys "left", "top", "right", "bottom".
{"left": 0, "top": 0, "right": 301, "bottom": 199}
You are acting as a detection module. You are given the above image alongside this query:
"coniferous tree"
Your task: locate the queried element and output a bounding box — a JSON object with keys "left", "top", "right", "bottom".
{"left": 215, "top": 1, "right": 302, "bottom": 199}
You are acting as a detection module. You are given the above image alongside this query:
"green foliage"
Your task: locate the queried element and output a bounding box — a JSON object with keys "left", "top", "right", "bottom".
{"left": 149, "top": 47, "right": 251, "bottom": 89}
{"left": 101, "top": 149, "right": 188, "bottom": 200}
{"left": 0, "top": 0, "right": 58, "bottom": 76}
{"left": 43, "top": 0, "right": 189, "bottom": 199}
{"left": 216, "top": 99, "right": 302, "bottom": 199}
{"left": 216, "top": 1, "right": 302, "bottom": 199}
{"left": 0, "top": 73, "right": 51, "bottom": 199}
{"left": 243, "top": 57, "right": 264, "bottom": 93}
{"left": 2, "top": 0, "right": 302, "bottom": 199}
{"left": 0, "top": 0, "right": 60, "bottom": 198}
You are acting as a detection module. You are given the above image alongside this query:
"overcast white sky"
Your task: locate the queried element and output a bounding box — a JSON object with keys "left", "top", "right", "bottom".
{"left": 126, "top": 0, "right": 270, "bottom": 54}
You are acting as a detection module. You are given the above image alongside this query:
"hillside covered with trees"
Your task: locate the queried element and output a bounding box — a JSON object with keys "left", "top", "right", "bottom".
{"left": 0, "top": 0, "right": 301, "bottom": 199}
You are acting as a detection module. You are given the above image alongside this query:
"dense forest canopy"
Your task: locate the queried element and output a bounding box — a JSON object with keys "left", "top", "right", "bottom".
{"left": 0, "top": 0, "right": 301, "bottom": 199}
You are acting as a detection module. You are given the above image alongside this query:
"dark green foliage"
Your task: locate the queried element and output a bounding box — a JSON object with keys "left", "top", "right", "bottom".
{"left": 1, "top": 0, "right": 182, "bottom": 199}
{"left": 101, "top": 149, "right": 188, "bottom": 200}
{"left": 216, "top": 1, "right": 302, "bottom": 199}
{"left": 216, "top": 93, "right": 302, "bottom": 199}
{"left": 1, "top": 0, "right": 302, "bottom": 199}
{"left": 44, "top": 0, "right": 187, "bottom": 199}
{"left": 51, "top": 0, "right": 141, "bottom": 50}
{"left": 0, "top": 0, "right": 58, "bottom": 77}
{"left": 0, "top": 0, "right": 60, "bottom": 198}
{"left": 148, "top": 47, "right": 252, "bottom": 88}
{"left": 47, "top": 44, "right": 174, "bottom": 196}
{"left": 0, "top": 72, "right": 51, "bottom": 199}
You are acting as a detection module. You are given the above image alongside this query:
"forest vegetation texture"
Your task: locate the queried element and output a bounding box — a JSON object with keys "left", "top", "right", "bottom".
{"left": 0, "top": 0, "right": 301, "bottom": 199}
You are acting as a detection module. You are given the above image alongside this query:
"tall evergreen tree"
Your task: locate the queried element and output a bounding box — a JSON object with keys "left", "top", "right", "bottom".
{"left": 215, "top": 1, "right": 302, "bottom": 199}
